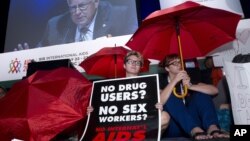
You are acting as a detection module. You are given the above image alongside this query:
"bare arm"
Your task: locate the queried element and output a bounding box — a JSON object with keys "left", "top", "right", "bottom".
{"left": 160, "top": 80, "right": 176, "bottom": 104}
{"left": 188, "top": 83, "right": 218, "bottom": 96}
{"left": 160, "top": 71, "right": 218, "bottom": 105}
{"left": 180, "top": 70, "right": 218, "bottom": 96}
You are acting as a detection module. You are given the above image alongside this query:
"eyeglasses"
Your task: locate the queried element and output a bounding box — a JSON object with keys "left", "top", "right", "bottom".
{"left": 126, "top": 59, "right": 142, "bottom": 66}
{"left": 69, "top": 1, "right": 92, "bottom": 13}
{"left": 168, "top": 60, "right": 181, "bottom": 66}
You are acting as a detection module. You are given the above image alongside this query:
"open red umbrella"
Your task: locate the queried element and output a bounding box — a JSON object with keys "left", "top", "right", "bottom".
{"left": 126, "top": 1, "right": 241, "bottom": 98}
{"left": 126, "top": 1, "right": 241, "bottom": 68}
{"left": 0, "top": 67, "right": 92, "bottom": 141}
{"left": 79, "top": 46, "right": 150, "bottom": 78}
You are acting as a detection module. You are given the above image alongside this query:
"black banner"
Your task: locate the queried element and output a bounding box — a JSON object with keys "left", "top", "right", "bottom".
{"left": 81, "top": 74, "right": 160, "bottom": 141}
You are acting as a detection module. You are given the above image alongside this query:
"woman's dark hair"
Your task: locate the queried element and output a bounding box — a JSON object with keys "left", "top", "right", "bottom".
{"left": 159, "top": 54, "right": 180, "bottom": 68}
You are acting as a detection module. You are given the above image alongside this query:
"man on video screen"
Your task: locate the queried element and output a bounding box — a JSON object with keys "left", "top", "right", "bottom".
{"left": 37, "top": 0, "right": 138, "bottom": 47}
{"left": 6, "top": 0, "right": 138, "bottom": 51}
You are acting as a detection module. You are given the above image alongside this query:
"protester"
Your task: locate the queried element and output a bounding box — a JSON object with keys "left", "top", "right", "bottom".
{"left": 201, "top": 56, "right": 223, "bottom": 86}
{"left": 87, "top": 50, "right": 170, "bottom": 135}
{"left": 159, "top": 54, "right": 229, "bottom": 140}
{"left": 200, "top": 56, "right": 232, "bottom": 131}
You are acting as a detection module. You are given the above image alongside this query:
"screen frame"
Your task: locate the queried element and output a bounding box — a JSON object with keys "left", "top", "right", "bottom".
{"left": 2, "top": 0, "right": 140, "bottom": 53}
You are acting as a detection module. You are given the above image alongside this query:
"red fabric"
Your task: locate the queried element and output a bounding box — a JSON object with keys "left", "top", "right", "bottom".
{"left": 0, "top": 67, "right": 92, "bottom": 141}
{"left": 126, "top": 1, "right": 241, "bottom": 60}
{"left": 79, "top": 46, "right": 150, "bottom": 78}
{"left": 211, "top": 68, "right": 223, "bottom": 86}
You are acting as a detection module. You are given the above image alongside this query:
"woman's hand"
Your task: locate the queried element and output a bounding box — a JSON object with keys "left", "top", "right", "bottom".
{"left": 173, "top": 71, "right": 189, "bottom": 84}
{"left": 155, "top": 103, "right": 163, "bottom": 111}
{"left": 87, "top": 106, "right": 94, "bottom": 115}
{"left": 182, "top": 72, "right": 192, "bottom": 88}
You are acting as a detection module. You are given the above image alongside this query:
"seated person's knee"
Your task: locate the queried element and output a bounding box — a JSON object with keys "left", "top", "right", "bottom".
{"left": 161, "top": 111, "right": 170, "bottom": 130}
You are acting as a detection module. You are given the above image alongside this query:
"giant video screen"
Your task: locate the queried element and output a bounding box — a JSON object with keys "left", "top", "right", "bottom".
{"left": 4, "top": 0, "right": 139, "bottom": 52}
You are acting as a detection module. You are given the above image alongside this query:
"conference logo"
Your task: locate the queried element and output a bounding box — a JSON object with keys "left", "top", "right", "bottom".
{"left": 8, "top": 58, "right": 32, "bottom": 74}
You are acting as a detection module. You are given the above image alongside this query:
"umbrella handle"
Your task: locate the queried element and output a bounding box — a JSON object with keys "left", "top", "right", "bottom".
{"left": 173, "top": 85, "right": 188, "bottom": 98}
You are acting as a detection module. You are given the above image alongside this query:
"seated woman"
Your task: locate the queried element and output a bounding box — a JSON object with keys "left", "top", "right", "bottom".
{"left": 88, "top": 51, "right": 170, "bottom": 135}
{"left": 159, "top": 54, "right": 229, "bottom": 140}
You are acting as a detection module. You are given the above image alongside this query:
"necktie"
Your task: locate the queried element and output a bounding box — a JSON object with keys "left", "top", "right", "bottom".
{"left": 79, "top": 27, "right": 88, "bottom": 41}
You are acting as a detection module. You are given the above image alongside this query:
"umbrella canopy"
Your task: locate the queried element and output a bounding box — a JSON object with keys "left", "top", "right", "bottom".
{"left": 126, "top": 1, "right": 241, "bottom": 99}
{"left": 126, "top": 1, "right": 241, "bottom": 62}
{"left": 79, "top": 46, "right": 150, "bottom": 78}
{"left": 0, "top": 67, "right": 92, "bottom": 141}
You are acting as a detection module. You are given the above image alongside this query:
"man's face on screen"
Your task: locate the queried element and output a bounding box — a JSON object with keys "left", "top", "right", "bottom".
{"left": 67, "top": 0, "right": 98, "bottom": 28}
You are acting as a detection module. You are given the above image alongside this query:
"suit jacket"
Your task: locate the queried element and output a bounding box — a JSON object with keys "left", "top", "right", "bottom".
{"left": 38, "top": 1, "right": 137, "bottom": 47}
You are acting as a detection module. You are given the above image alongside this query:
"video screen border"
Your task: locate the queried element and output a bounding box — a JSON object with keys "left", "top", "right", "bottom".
{"left": 3, "top": 0, "right": 142, "bottom": 53}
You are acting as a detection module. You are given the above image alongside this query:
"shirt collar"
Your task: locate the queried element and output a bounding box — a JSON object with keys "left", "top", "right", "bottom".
{"left": 75, "top": 12, "right": 97, "bottom": 41}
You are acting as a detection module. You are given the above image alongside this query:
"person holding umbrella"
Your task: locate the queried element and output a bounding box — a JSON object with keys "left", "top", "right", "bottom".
{"left": 159, "top": 54, "right": 229, "bottom": 140}
{"left": 87, "top": 50, "right": 170, "bottom": 135}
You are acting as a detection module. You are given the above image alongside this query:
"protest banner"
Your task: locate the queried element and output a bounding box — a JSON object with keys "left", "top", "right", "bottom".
{"left": 80, "top": 74, "right": 161, "bottom": 141}
{"left": 224, "top": 61, "right": 250, "bottom": 125}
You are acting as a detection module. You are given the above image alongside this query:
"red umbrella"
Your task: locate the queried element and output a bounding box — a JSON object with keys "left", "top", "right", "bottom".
{"left": 0, "top": 67, "right": 92, "bottom": 141}
{"left": 126, "top": 1, "right": 241, "bottom": 98}
{"left": 126, "top": 1, "right": 241, "bottom": 68}
{"left": 79, "top": 46, "right": 150, "bottom": 78}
